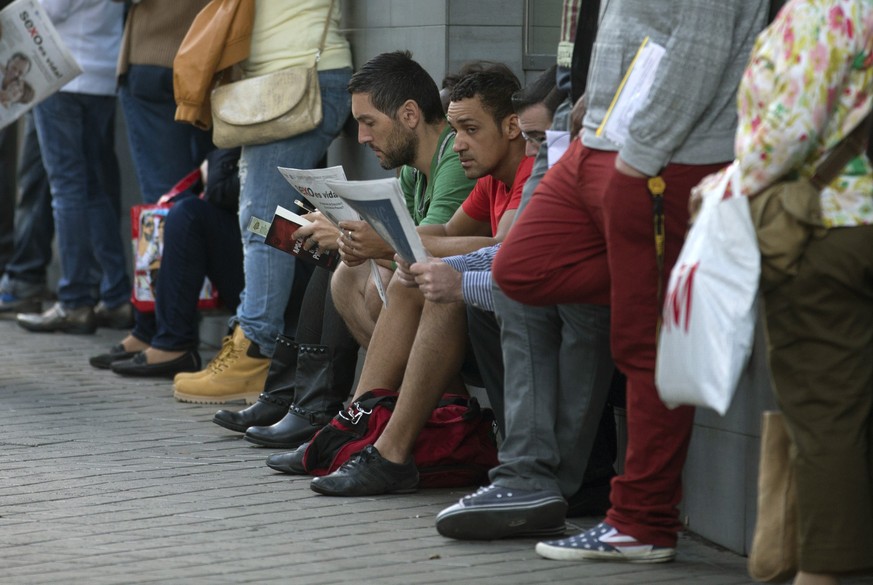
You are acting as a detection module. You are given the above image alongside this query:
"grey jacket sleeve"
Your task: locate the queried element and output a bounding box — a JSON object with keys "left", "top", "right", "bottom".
{"left": 622, "top": 2, "right": 746, "bottom": 175}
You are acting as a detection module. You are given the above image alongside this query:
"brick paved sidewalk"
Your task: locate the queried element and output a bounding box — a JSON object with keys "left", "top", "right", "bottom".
{"left": 0, "top": 318, "right": 840, "bottom": 585}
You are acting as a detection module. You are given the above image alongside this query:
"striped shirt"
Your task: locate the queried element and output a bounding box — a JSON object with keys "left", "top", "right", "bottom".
{"left": 442, "top": 245, "right": 500, "bottom": 312}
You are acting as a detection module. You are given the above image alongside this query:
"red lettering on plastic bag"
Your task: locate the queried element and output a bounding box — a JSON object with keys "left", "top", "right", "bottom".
{"left": 664, "top": 261, "right": 699, "bottom": 332}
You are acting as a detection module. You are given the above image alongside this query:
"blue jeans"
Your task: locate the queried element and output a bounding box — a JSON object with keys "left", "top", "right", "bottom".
{"left": 0, "top": 122, "right": 16, "bottom": 271}
{"left": 119, "top": 65, "right": 215, "bottom": 203}
{"left": 33, "top": 92, "right": 129, "bottom": 309}
{"left": 0, "top": 113, "right": 54, "bottom": 296}
{"left": 235, "top": 68, "right": 352, "bottom": 355}
{"left": 132, "top": 196, "right": 244, "bottom": 350}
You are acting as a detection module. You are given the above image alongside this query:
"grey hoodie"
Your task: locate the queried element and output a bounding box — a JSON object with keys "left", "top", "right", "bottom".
{"left": 582, "top": 0, "right": 769, "bottom": 176}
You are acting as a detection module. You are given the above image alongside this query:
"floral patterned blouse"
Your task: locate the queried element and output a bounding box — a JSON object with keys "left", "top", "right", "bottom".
{"left": 730, "top": 0, "right": 873, "bottom": 227}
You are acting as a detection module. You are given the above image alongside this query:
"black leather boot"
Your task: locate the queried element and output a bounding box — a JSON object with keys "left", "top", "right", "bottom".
{"left": 244, "top": 342, "right": 356, "bottom": 448}
{"left": 212, "top": 335, "right": 298, "bottom": 433}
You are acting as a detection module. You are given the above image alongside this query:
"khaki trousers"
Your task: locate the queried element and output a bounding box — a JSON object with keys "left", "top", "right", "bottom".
{"left": 762, "top": 225, "right": 873, "bottom": 574}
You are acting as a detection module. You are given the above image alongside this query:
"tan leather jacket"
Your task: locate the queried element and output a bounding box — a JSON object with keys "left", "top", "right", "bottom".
{"left": 173, "top": 0, "right": 254, "bottom": 129}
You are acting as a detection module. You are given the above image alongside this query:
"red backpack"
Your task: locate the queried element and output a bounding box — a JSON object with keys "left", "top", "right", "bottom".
{"left": 301, "top": 389, "right": 499, "bottom": 488}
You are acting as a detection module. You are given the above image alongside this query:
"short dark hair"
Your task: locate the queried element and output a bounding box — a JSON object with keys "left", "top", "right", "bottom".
{"left": 440, "top": 60, "right": 498, "bottom": 92}
{"left": 440, "top": 61, "right": 498, "bottom": 114}
{"left": 448, "top": 63, "right": 521, "bottom": 126}
{"left": 511, "top": 64, "right": 567, "bottom": 117}
{"left": 348, "top": 50, "right": 444, "bottom": 124}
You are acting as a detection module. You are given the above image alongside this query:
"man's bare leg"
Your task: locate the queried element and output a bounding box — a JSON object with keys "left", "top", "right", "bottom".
{"left": 374, "top": 299, "right": 468, "bottom": 464}
{"left": 364, "top": 265, "right": 393, "bottom": 328}
{"left": 351, "top": 274, "right": 426, "bottom": 400}
{"left": 332, "top": 262, "right": 381, "bottom": 348}
{"left": 308, "top": 296, "right": 469, "bottom": 496}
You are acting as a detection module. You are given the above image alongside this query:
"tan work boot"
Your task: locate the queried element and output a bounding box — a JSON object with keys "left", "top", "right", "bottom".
{"left": 173, "top": 334, "right": 233, "bottom": 384}
{"left": 173, "top": 327, "right": 269, "bottom": 404}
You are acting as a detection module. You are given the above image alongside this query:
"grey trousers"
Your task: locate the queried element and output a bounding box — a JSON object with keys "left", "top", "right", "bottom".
{"left": 485, "top": 285, "right": 614, "bottom": 497}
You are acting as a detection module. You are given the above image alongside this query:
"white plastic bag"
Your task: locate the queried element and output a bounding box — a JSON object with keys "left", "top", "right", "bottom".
{"left": 655, "top": 162, "right": 760, "bottom": 415}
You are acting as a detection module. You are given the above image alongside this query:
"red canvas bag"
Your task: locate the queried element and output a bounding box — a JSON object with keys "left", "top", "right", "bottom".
{"left": 302, "top": 389, "right": 499, "bottom": 488}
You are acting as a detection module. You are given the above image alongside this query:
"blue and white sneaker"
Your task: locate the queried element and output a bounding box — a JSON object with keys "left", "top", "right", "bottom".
{"left": 535, "top": 521, "right": 676, "bottom": 563}
{"left": 436, "top": 483, "right": 567, "bottom": 540}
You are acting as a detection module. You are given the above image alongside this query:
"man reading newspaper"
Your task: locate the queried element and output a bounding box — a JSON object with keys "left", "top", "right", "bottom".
{"left": 269, "top": 65, "right": 533, "bottom": 495}
{"left": 215, "top": 51, "right": 475, "bottom": 448}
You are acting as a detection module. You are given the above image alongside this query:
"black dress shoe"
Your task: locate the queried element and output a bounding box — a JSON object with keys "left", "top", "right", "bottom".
{"left": 94, "top": 301, "right": 134, "bottom": 329}
{"left": 213, "top": 394, "right": 291, "bottom": 433}
{"left": 111, "top": 350, "right": 201, "bottom": 378}
{"left": 310, "top": 444, "right": 419, "bottom": 496}
{"left": 265, "top": 442, "right": 310, "bottom": 475}
{"left": 89, "top": 344, "right": 138, "bottom": 369}
{"left": 243, "top": 405, "right": 332, "bottom": 448}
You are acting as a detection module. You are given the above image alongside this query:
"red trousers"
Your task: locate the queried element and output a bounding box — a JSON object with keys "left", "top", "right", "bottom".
{"left": 494, "top": 140, "right": 610, "bottom": 306}
{"left": 496, "top": 143, "right": 726, "bottom": 546}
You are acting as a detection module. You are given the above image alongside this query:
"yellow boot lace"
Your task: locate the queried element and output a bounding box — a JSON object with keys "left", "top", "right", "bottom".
{"left": 205, "top": 335, "right": 236, "bottom": 374}
{"left": 211, "top": 343, "right": 241, "bottom": 374}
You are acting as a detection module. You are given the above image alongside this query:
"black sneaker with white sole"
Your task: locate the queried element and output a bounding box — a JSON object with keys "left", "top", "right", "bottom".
{"left": 309, "top": 445, "right": 419, "bottom": 496}
{"left": 436, "top": 484, "right": 568, "bottom": 540}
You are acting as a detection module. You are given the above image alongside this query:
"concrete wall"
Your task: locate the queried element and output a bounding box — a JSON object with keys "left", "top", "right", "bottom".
{"left": 681, "top": 312, "right": 777, "bottom": 554}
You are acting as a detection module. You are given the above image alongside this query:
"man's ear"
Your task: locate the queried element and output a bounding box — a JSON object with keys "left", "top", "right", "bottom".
{"left": 398, "top": 99, "right": 421, "bottom": 129}
{"left": 503, "top": 113, "right": 521, "bottom": 140}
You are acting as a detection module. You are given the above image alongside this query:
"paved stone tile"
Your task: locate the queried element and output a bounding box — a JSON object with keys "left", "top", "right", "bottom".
{"left": 2, "top": 319, "right": 871, "bottom": 584}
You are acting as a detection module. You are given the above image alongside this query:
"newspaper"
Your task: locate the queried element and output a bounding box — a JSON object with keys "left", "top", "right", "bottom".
{"left": 596, "top": 37, "right": 665, "bottom": 147}
{"left": 546, "top": 130, "right": 570, "bottom": 168}
{"left": 0, "top": 0, "right": 81, "bottom": 130}
{"left": 277, "top": 165, "right": 358, "bottom": 225}
{"left": 325, "top": 177, "right": 428, "bottom": 265}
{"left": 277, "top": 165, "right": 389, "bottom": 305}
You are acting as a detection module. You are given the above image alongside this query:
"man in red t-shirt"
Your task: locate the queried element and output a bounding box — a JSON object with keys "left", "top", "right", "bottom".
{"left": 269, "top": 67, "right": 532, "bottom": 495}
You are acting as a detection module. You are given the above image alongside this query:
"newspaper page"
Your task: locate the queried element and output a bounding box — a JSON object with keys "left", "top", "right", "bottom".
{"left": 277, "top": 165, "right": 358, "bottom": 226}
{"left": 0, "top": 0, "right": 81, "bottom": 129}
{"left": 596, "top": 37, "right": 665, "bottom": 147}
{"left": 325, "top": 177, "right": 428, "bottom": 265}
{"left": 546, "top": 130, "right": 570, "bottom": 168}
{"left": 277, "top": 165, "right": 388, "bottom": 305}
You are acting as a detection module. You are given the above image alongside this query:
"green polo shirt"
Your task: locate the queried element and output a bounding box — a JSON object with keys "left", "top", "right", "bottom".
{"left": 399, "top": 125, "right": 475, "bottom": 226}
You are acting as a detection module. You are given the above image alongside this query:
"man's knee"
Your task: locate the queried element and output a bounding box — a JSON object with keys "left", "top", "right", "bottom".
{"left": 331, "top": 263, "right": 363, "bottom": 314}
{"left": 384, "top": 271, "right": 426, "bottom": 310}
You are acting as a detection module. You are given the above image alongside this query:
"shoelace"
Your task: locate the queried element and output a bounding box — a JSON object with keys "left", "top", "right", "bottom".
{"left": 212, "top": 346, "right": 240, "bottom": 373}
{"left": 464, "top": 484, "right": 497, "bottom": 500}
{"left": 206, "top": 335, "right": 236, "bottom": 374}
{"left": 339, "top": 446, "right": 377, "bottom": 471}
